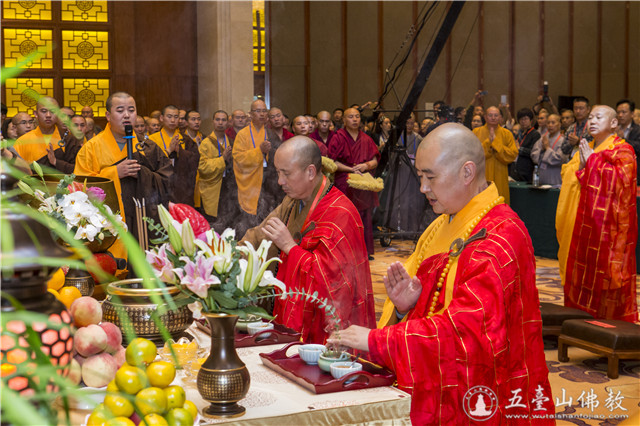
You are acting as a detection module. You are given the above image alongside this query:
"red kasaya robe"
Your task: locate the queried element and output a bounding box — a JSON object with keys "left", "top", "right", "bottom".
{"left": 309, "top": 136, "right": 328, "bottom": 156}
{"left": 564, "top": 137, "right": 638, "bottom": 321}
{"left": 273, "top": 185, "right": 376, "bottom": 343}
{"left": 369, "top": 204, "right": 554, "bottom": 425}
{"left": 310, "top": 129, "right": 335, "bottom": 147}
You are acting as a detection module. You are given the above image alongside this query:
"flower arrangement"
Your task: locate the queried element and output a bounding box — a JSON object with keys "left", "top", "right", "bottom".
{"left": 18, "top": 172, "right": 126, "bottom": 245}
{"left": 145, "top": 203, "right": 286, "bottom": 319}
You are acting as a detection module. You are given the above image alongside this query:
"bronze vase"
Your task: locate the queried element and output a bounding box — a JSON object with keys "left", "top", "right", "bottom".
{"left": 197, "top": 313, "right": 250, "bottom": 418}
{"left": 63, "top": 267, "right": 95, "bottom": 296}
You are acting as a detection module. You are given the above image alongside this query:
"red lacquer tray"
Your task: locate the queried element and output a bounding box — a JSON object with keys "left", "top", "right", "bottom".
{"left": 259, "top": 341, "right": 396, "bottom": 394}
{"left": 195, "top": 320, "right": 301, "bottom": 348}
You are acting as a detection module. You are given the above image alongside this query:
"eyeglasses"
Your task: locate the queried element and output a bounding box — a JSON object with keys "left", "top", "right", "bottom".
{"left": 18, "top": 120, "right": 34, "bottom": 125}
{"left": 251, "top": 109, "right": 268, "bottom": 114}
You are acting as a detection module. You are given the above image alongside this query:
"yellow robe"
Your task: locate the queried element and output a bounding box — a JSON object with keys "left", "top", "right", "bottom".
{"left": 74, "top": 123, "right": 144, "bottom": 261}
{"left": 233, "top": 123, "right": 267, "bottom": 215}
{"left": 379, "top": 183, "right": 503, "bottom": 327}
{"left": 14, "top": 126, "right": 61, "bottom": 163}
{"left": 555, "top": 137, "right": 599, "bottom": 286}
{"left": 198, "top": 133, "right": 229, "bottom": 217}
{"left": 148, "top": 127, "right": 183, "bottom": 157}
{"left": 473, "top": 125, "right": 518, "bottom": 204}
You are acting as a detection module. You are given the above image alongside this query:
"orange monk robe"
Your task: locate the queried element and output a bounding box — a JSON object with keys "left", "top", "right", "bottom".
{"left": 13, "top": 126, "right": 72, "bottom": 171}
{"left": 233, "top": 123, "right": 267, "bottom": 215}
{"left": 198, "top": 133, "right": 229, "bottom": 217}
{"left": 373, "top": 184, "right": 553, "bottom": 424}
{"left": 74, "top": 123, "right": 173, "bottom": 260}
{"left": 473, "top": 125, "right": 518, "bottom": 203}
{"left": 149, "top": 128, "right": 199, "bottom": 206}
{"left": 557, "top": 135, "right": 638, "bottom": 321}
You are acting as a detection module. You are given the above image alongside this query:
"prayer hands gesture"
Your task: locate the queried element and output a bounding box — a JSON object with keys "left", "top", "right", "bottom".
{"left": 327, "top": 325, "right": 371, "bottom": 352}
{"left": 542, "top": 133, "right": 550, "bottom": 150}
{"left": 384, "top": 261, "right": 422, "bottom": 315}
{"left": 46, "top": 142, "right": 56, "bottom": 166}
{"left": 567, "top": 132, "right": 580, "bottom": 147}
{"left": 578, "top": 138, "right": 593, "bottom": 170}
{"left": 117, "top": 158, "right": 141, "bottom": 178}
{"left": 168, "top": 133, "right": 181, "bottom": 154}
{"left": 222, "top": 145, "right": 233, "bottom": 163}
{"left": 262, "top": 217, "right": 296, "bottom": 254}
{"left": 260, "top": 140, "right": 271, "bottom": 154}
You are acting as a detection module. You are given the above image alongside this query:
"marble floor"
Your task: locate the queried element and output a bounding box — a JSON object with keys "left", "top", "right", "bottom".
{"left": 369, "top": 239, "right": 639, "bottom": 426}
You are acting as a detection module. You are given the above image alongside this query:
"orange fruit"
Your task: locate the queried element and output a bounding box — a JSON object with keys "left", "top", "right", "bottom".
{"left": 57, "top": 286, "right": 82, "bottom": 309}
{"left": 86, "top": 403, "right": 114, "bottom": 426}
{"left": 106, "top": 379, "right": 119, "bottom": 394}
{"left": 104, "top": 393, "right": 134, "bottom": 418}
{"left": 135, "top": 387, "right": 167, "bottom": 416}
{"left": 125, "top": 338, "right": 157, "bottom": 366}
{"left": 164, "top": 385, "right": 185, "bottom": 410}
{"left": 141, "top": 413, "right": 168, "bottom": 426}
{"left": 1, "top": 363, "right": 17, "bottom": 378}
{"left": 105, "top": 417, "right": 135, "bottom": 426}
{"left": 47, "top": 268, "right": 66, "bottom": 291}
{"left": 165, "top": 408, "right": 193, "bottom": 426}
{"left": 115, "top": 364, "right": 148, "bottom": 395}
{"left": 182, "top": 400, "right": 198, "bottom": 420}
{"left": 147, "top": 361, "right": 176, "bottom": 388}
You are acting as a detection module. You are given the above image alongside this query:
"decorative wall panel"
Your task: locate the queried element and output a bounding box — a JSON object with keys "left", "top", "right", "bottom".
{"left": 3, "top": 28, "right": 53, "bottom": 68}
{"left": 4, "top": 78, "right": 55, "bottom": 116}
{"left": 2, "top": 1, "right": 52, "bottom": 21}
{"left": 61, "top": 30, "right": 109, "bottom": 70}
{"left": 60, "top": 1, "right": 108, "bottom": 22}
{"left": 62, "top": 78, "right": 109, "bottom": 116}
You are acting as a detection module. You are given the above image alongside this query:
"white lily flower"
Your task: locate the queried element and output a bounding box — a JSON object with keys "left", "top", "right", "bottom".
{"left": 181, "top": 219, "right": 196, "bottom": 257}
{"left": 237, "top": 240, "right": 283, "bottom": 293}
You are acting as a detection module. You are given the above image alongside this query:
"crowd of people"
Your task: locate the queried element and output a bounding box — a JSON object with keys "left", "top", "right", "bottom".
{"left": 1, "top": 89, "right": 638, "bottom": 423}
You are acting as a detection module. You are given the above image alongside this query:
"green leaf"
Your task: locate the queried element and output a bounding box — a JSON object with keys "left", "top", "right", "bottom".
{"left": 211, "top": 290, "right": 238, "bottom": 309}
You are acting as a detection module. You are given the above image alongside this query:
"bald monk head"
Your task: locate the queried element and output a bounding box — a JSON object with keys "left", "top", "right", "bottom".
{"left": 291, "top": 115, "right": 310, "bottom": 136}
{"left": 274, "top": 136, "right": 323, "bottom": 203}
{"left": 104, "top": 92, "right": 137, "bottom": 141}
{"left": 84, "top": 117, "right": 96, "bottom": 139}
{"left": 134, "top": 115, "right": 147, "bottom": 140}
{"left": 81, "top": 106, "right": 94, "bottom": 119}
{"left": 342, "top": 107, "right": 361, "bottom": 133}
{"left": 249, "top": 100, "right": 268, "bottom": 128}
{"left": 484, "top": 106, "right": 502, "bottom": 128}
{"left": 34, "top": 96, "right": 59, "bottom": 134}
{"left": 415, "top": 123, "right": 487, "bottom": 215}
{"left": 146, "top": 117, "right": 160, "bottom": 135}
{"left": 149, "top": 110, "right": 161, "bottom": 120}
{"left": 269, "top": 107, "right": 285, "bottom": 130}
{"left": 587, "top": 105, "right": 618, "bottom": 145}
{"left": 316, "top": 111, "right": 332, "bottom": 135}
{"left": 230, "top": 109, "right": 247, "bottom": 131}
{"left": 12, "top": 112, "right": 34, "bottom": 137}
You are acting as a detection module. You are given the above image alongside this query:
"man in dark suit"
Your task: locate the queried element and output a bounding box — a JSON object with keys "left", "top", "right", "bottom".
{"left": 616, "top": 99, "right": 640, "bottom": 182}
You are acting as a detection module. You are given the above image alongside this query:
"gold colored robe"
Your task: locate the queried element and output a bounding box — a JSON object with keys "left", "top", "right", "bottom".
{"left": 233, "top": 123, "right": 267, "bottom": 215}
{"left": 473, "top": 125, "right": 518, "bottom": 204}
{"left": 198, "top": 133, "right": 230, "bottom": 217}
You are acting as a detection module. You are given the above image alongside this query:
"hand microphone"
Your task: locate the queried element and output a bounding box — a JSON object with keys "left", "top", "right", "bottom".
{"left": 124, "top": 124, "right": 134, "bottom": 159}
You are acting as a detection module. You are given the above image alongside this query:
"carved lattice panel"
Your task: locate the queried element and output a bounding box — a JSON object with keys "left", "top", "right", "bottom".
{"left": 61, "top": 30, "right": 109, "bottom": 69}
{"left": 4, "top": 78, "right": 54, "bottom": 116}
{"left": 60, "top": 1, "right": 108, "bottom": 23}
{"left": 3, "top": 28, "right": 54, "bottom": 69}
{"left": 63, "top": 78, "right": 109, "bottom": 117}
{"left": 2, "top": 1, "right": 52, "bottom": 20}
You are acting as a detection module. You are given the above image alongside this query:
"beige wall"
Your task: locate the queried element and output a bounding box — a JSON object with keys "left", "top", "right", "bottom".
{"left": 267, "top": 1, "right": 640, "bottom": 118}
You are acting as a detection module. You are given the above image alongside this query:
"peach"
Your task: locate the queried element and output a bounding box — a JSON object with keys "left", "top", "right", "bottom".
{"left": 99, "top": 322, "right": 122, "bottom": 354}
{"left": 74, "top": 353, "right": 87, "bottom": 366}
{"left": 68, "top": 358, "right": 82, "bottom": 385}
{"left": 70, "top": 297, "right": 103, "bottom": 327}
{"left": 112, "top": 345, "right": 126, "bottom": 368}
{"left": 82, "top": 352, "right": 117, "bottom": 388}
{"left": 74, "top": 324, "right": 108, "bottom": 357}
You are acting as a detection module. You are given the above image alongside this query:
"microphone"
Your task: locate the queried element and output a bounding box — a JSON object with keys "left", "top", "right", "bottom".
{"left": 124, "top": 124, "right": 134, "bottom": 159}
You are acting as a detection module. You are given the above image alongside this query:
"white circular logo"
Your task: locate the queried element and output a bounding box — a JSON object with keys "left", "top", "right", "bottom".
{"left": 463, "top": 385, "right": 498, "bottom": 421}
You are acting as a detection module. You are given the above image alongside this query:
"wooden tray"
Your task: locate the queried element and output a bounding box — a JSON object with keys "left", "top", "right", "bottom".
{"left": 259, "top": 341, "right": 396, "bottom": 394}
{"left": 195, "top": 320, "right": 301, "bottom": 348}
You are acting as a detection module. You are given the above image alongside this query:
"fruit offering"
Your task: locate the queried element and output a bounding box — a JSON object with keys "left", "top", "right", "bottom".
{"left": 87, "top": 343, "right": 198, "bottom": 426}
{"left": 69, "top": 296, "right": 125, "bottom": 387}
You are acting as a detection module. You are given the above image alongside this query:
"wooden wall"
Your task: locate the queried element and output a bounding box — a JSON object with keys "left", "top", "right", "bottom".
{"left": 267, "top": 1, "right": 640, "bottom": 118}
{"left": 111, "top": 1, "right": 198, "bottom": 116}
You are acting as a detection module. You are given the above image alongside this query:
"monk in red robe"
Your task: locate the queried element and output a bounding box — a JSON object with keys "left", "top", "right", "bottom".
{"left": 242, "top": 136, "right": 376, "bottom": 343}
{"left": 330, "top": 124, "right": 553, "bottom": 425}
{"left": 310, "top": 110, "right": 335, "bottom": 148}
{"left": 291, "top": 115, "right": 327, "bottom": 156}
{"left": 556, "top": 105, "right": 638, "bottom": 321}
{"left": 328, "top": 108, "right": 380, "bottom": 257}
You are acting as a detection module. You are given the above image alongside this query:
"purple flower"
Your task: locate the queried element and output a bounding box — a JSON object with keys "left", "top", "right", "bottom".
{"left": 173, "top": 255, "right": 220, "bottom": 298}
{"left": 145, "top": 243, "right": 176, "bottom": 283}
{"left": 86, "top": 186, "right": 106, "bottom": 202}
